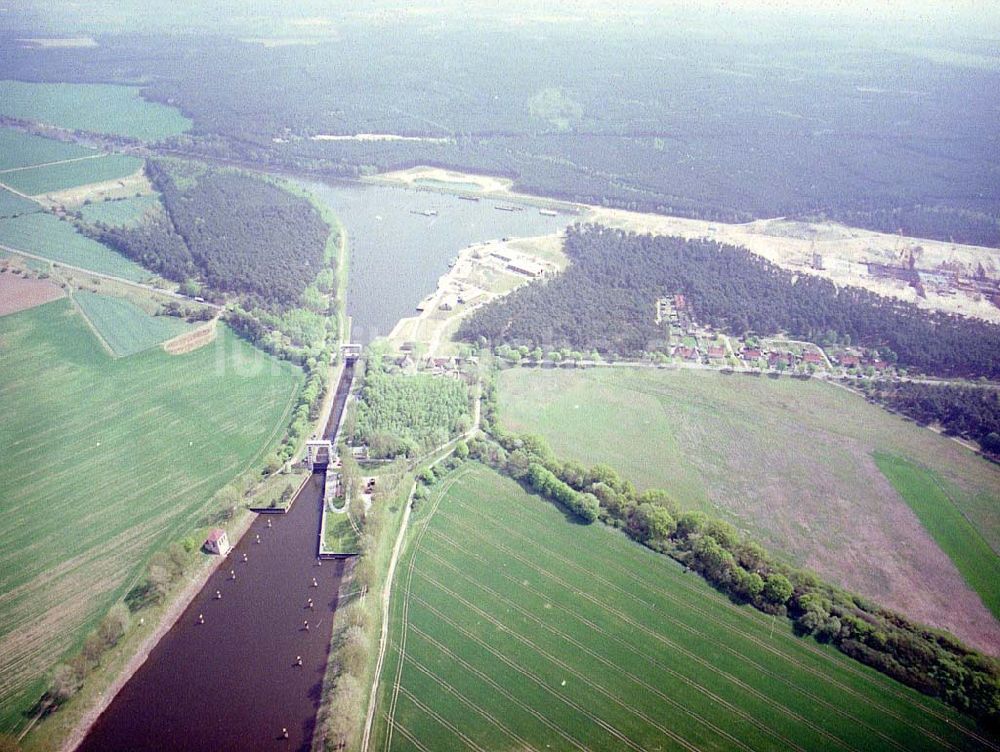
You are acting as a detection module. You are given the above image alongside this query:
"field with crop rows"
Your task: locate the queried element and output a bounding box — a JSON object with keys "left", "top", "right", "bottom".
{"left": 0, "top": 187, "right": 40, "bottom": 219}
{"left": 74, "top": 290, "right": 192, "bottom": 356}
{"left": 0, "top": 299, "right": 302, "bottom": 731}
{"left": 498, "top": 367, "right": 1000, "bottom": 652}
{"left": 0, "top": 127, "right": 94, "bottom": 171}
{"left": 0, "top": 154, "right": 144, "bottom": 195}
{"left": 0, "top": 80, "right": 192, "bottom": 140}
{"left": 372, "top": 462, "right": 991, "bottom": 752}
{"left": 0, "top": 212, "right": 148, "bottom": 280}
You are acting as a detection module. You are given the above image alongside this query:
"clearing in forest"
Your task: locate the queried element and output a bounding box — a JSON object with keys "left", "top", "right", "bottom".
{"left": 0, "top": 80, "right": 192, "bottom": 140}
{"left": 79, "top": 194, "right": 160, "bottom": 227}
{"left": 0, "top": 299, "right": 302, "bottom": 732}
{"left": 372, "top": 462, "right": 992, "bottom": 752}
{"left": 498, "top": 367, "right": 1000, "bottom": 654}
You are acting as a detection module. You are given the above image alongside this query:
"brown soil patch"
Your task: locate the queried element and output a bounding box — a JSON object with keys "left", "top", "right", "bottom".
{"left": 0, "top": 270, "right": 64, "bottom": 316}
{"left": 162, "top": 320, "right": 217, "bottom": 355}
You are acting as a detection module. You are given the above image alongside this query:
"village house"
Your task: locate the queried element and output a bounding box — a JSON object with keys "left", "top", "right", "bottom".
{"left": 838, "top": 354, "right": 861, "bottom": 368}
{"left": 802, "top": 352, "right": 825, "bottom": 366}
{"left": 768, "top": 351, "right": 794, "bottom": 368}
{"left": 706, "top": 345, "right": 727, "bottom": 359}
{"left": 740, "top": 348, "right": 763, "bottom": 361}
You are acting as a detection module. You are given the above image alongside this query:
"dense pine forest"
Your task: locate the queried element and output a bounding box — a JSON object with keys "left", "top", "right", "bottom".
{"left": 3, "top": 26, "right": 998, "bottom": 246}
{"left": 859, "top": 382, "right": 1000, "bottom": 452}
{"left": 458, "top": 225, "right": 1000, "bottom": 378}
{"left": 86, "top": 159, "right": 330, "bottom": 310}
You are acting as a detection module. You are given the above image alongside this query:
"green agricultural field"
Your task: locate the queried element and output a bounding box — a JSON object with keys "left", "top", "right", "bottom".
{"left": 0, "top": 80, "right": 192, "bottom": 141}
{"left": 0, "top": 299, "right": 302, "bottom": 732}
{"left": 497, "top": 367, "right": 1000, "bottom": 651}
{"left": 74, "top": 290, "right": 192, "bottom": 356}
{"left": 80, "top": 194, "right": 160, "bottom": 226}
{"left": 372, "top": 462, "right": 991, "bottom": 752}
{"left": 874, "top": 452, "right": 1000, "bottom": 618}
{"left": 0, "top": 127, "right": 95, "bottom": 171}
{"left": 0, "top": 187, "right": 41, "bottom": 219}
{"left": 0, "top": 212, "right": 148, "bottom": 280}
{"left": 0, "top": 154, "right": 144, "bottom": 196}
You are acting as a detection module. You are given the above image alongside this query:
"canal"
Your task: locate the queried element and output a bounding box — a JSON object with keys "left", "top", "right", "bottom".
{"left": 76, "top": 178, "right": 569, "bottom": 751}
{"left": 77, "top": 474, "right": 342, "bottom": 752}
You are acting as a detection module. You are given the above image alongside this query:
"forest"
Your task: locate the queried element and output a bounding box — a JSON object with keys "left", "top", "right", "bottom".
{"left": 1, "top": 26, "right": 998, "bottom": 246}
{"left": 859, "top": 381, "right": 1000, "bottom": 452}
{"left": 457, "top": 225, "right": 1000, "bottom": 379}
{"left": 348, "top": 357, "right": 472, "bottom": 459}
{"left": 471, "top": 381, "right": 1000, "bottom": 727}
{"left": 86, "top": 160, "right": 330, "bottom": 310}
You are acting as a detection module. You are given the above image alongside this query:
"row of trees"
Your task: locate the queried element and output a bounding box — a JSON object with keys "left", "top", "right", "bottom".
{"left": 319, "top": 459, "right": 408, "bottom": 749}
{"left": 471, "top": 377, "right": 1000, "bottom": 725}
{"left": 858, "top": 381, "right": 1000, "bottom": 453}
{"left": 458, "top": 225, "right": 1000, "bottom": 378}
{"left": 49, "top": 537, "right": 198, "bottom": 707}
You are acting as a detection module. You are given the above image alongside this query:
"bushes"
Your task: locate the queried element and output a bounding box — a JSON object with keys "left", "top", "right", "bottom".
{"left": 525, "top": 463, "right": 599, "bottom": 523}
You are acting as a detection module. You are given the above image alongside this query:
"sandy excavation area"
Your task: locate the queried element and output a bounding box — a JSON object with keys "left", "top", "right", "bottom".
{"left": 0, "top": 270, "right": 64, "bottom": 316}
{"left": 374, "top": 165, "right": 514, "bottom": 194}
{"left": 373, "top": 165, "right": 1000, "bottom": 324}
{"left": 589, "top": 207, "right": 1000, "bottom": 323}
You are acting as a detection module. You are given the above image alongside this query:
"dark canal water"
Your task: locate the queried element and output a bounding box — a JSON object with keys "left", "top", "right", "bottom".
{"left": 78, "top": 474, "right": 342, "bottom": 752}
{"left": 298, "top": 180, "right": 572, "bottom": 343}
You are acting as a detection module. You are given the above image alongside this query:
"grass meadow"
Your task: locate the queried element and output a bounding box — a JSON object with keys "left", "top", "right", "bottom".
{"left": 73, "top": 290, "right": 192, "bottom": 356}
{"left": 0, "top": 299, "right": 302, "bottom": 731}
{"left": 79, "top": 194, "right": 160, "bottom": 226}
{"left": 0, "top": 154, "right": 144, "bottom": 196}
{"left": 497, "top": 367, "right": 1000, "bottom": 652}
{"left": 371, "top": 462, "right": 991, "bottom": 752}
{"left": 0, "top": 81, "right": 192, "bottom": 141}
{"left": 0, "top": 212, "right": 148, "bottom": 280}
{"left": 874, "top": 452, "right": 1000, "bottom": 619}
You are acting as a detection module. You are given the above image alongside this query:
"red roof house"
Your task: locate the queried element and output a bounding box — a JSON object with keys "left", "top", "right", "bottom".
{"left": 204, "top": 528, "right": 231, "bottom": 556}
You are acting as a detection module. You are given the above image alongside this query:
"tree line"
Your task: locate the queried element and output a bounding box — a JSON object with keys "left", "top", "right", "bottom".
{"left": 859, "top": 381, "right": 1000, "bottom": 454}
{"left": 458, "top": 225, "right": 1000, "bottom": 378}
{"left": 467, "top": 376, "right": 1000, "bottom": 726}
